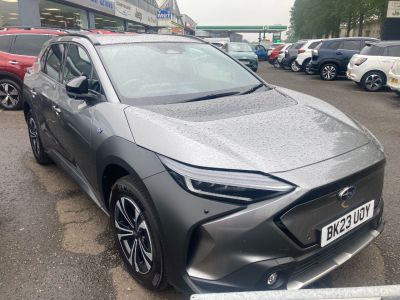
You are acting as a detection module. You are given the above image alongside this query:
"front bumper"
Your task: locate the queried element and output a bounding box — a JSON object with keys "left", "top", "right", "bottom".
{"left": 143, "top": 143, "right": 385, "bottom": 294}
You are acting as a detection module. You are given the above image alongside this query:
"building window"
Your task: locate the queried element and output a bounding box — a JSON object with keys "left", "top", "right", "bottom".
{"left": 0, "top": 0, "right": 20, "bottom": 28}
{"left": 39, "top": 0, "right": 88, "bottom": 29}
{"left": 94, "top": 13, "right": 124, "bottom": 31}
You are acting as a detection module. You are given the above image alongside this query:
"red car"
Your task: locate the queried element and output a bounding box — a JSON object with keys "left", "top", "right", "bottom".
{"left": 268, "top": 44, "right": 285, "bottom": 64}
{"left": 0, "top": 27, "right": 66, "bottom": 110}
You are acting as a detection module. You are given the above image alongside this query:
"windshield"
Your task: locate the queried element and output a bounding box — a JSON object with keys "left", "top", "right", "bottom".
{"left": 97, "top": 42, "right": 264, "bottom": 105}
{"left": 228, "top": 43, "right": 253, "bottom": 52}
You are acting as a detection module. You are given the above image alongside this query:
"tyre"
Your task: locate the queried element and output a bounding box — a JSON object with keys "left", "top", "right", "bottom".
{"left": 274, "top": 60, "right": 281, "bottom": 69}
{"left": 27, "top": 110, "right": 53, "bottom": 165}
{"left": 305, "top": 62, "right": 315, "bottom": 75}
{"left": 291, "top": 60, "right": 301, "bottom": 72}
{"left": 320, "top": 63, "right": 338, "bottom": 81}
{"left": 0, "top": 78, "right": 22, "bottom": 110}
{"left": 110, "top": 176, "right": 168, "bottom": 291}
{"left": 362, "top": 71, "right": 385, "bottom": 92}
{"left": 301, "top": 58, "right": 311, "bottom": 72}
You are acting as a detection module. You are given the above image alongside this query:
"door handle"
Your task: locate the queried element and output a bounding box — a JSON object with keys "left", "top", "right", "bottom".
{"left": 52, "top": 105, "right": 61, "bottom": 116}
{"left": 9, "top": 60, "right": 19, "bottom": 65}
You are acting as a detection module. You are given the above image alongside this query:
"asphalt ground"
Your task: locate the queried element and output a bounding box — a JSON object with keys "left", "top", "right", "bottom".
{"left": 0, "top": 61, "right": 399, "bottom": 299}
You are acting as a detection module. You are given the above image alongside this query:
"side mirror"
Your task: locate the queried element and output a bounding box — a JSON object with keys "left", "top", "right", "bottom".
{"left": 66, "top": 76, "right": 98, "bottom": 102}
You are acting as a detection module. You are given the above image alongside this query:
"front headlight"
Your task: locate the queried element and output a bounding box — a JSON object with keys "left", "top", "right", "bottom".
{"left": 159, "top": 156, "right": 295, "bottom": 203}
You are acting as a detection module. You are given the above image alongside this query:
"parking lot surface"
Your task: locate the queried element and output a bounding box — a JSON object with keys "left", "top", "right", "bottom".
{"left": 0, "top": 61, "right": 399, "bottom": 299}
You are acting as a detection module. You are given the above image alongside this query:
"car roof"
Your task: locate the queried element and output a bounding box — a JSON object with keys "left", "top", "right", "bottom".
{"left": 0, "top": 28, "right": 66, "bottom": 35}
{"left": 374, "top": 40, "right": 400, "bottom": 47}
{"left": 324, "top": 37, "right": 379, "bottom": 42}
{"left": 57, "top": 33, "right": 203, "bottom": 45}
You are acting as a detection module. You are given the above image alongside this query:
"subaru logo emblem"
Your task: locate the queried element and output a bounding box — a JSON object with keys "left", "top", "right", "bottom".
{"left": 338, "top": 186, "right": 356, "bottom": 202}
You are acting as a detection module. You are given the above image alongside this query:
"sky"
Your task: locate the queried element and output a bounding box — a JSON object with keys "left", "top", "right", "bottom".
{"left": 178, "top": 0, "right": 295, "bottom": 42}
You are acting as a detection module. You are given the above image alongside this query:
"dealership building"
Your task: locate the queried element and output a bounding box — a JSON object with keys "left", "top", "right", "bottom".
{"left": 0, "top": 0, "right": 160, "bottom": 32}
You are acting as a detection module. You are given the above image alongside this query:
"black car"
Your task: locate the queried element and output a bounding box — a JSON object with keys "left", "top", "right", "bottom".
{"left": 309, "top": 37, "right": 379, "bottom": 80}
{"left": 281, "top": 41, "right": 306, "bottom": 70}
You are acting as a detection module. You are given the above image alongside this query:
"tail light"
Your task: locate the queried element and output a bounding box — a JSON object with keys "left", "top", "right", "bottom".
{"left": 312, "top": 49, "right": 319, "bottom": 57}
{"left": 354, "top": 57, "right": 368, "bottom": 66}
{"left": 298, "top": 49, "right": 305, "bottom": 54}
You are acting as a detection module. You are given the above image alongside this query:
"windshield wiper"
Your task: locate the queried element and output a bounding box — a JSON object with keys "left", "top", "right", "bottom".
{"left": 239, "top": 83, "right": 265, "bottom": 95}
{"left": 185, "top": 91, "right": 240, "bottom": 103}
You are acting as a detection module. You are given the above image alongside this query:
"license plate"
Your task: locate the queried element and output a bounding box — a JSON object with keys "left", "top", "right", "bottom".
{"left": 320, "top": 200, "right": 375, "bottom": 247}
{"left": 390, "top": 78, "right": 399, "bottom": 84}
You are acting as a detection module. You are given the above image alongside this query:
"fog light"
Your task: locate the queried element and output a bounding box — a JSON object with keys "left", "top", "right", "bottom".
{"left": 267, "top": 272, "right": 279, "bottom": 286}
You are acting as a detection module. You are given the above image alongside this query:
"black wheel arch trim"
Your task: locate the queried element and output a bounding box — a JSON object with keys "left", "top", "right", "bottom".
{"left": 0, "top": 71, "right": 23, "bottom": 86}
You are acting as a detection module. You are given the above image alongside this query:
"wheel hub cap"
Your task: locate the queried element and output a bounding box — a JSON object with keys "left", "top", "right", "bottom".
{"left": 0, "top": 83, "right": 19, "bottom": 109}
{"left": 115, "top": 197, "right": 153, "bottom": 275}
{"left": 322, "top": 66, "right": 336, "bottom": 79}
{"left": 365, "top": 74, "right": 383, "bottom": 91}
{"left": 28, "top": 117, "right": 41, "bottom": 157}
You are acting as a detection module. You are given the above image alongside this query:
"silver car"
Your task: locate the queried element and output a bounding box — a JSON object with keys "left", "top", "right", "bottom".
{"left": 23, "top": 33, "right": 385, "bottom": 294}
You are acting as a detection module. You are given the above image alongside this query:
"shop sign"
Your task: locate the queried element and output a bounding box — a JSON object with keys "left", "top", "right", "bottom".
{"left": 158, "top": 9, "right": 171, "bottom": 19}
{"left": 387, "top": 1, "right": 400, "bottom": 18}
{"left": 115, "top": 0, "right": 157, "bottom": 26}
{"left": 64, "top": 0, "right": 115, "bottom": 14}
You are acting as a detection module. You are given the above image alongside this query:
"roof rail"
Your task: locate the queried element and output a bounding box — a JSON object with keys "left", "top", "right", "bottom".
{"left": 0, "top": 26, "right": 67, "bottom": 31}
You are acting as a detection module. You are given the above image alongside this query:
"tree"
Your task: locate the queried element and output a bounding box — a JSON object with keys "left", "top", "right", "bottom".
{"left": 289, "top": 0, "right": 388, "bottom": 39}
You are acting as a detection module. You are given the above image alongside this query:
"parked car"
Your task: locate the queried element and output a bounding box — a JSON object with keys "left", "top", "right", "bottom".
{"left": 275, "top": 43, "right": 292, "bottom": 68}
{"left": 266, "top": 43, "right": 284, "bottom": 57}
{"left": 225, "top": 42, "right": 258, "bottom": 72}
{"left": 294, "top": 39, "right": 323, "bottom": 72}
{"left": 387, "top": 58, "right": 400, "bottom": 96}
{"left": 0, "top": 27, "right": 66, "bottom": 110}
{"left": 347, "top": 41, "right": 400, "bottom": 92}
{"left": 282, "top": 41, "right": 307, "bottom": 70}
{"left": 309, "top": 37, "right": 379, "bottom": 81}
{"left": 23, "top": 33, "right": 385, "bottom": 294}
{"left": 268, "top": 44, "right": 285, "bottom": 64}
{"left": 251, "top": 44, "right": 268, "bottom": 60}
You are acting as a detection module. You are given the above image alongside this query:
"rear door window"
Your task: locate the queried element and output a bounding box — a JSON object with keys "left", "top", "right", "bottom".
{"left": 13, "top": 35, "right": 52, "bottom": 57}
{"left": 384, "top": 46, "right": 400, "bottom": 57}
{"left": 0, "top": 35, "right": 13, "bottom": 53}
{"left": 43, "top": 43, "right": 66, "bottom": 82}
{"left": 295, "top": 43, "right": 305, "bottom": 49}
{"left": 326, "top": 41, "right": 342, "bottom": 50}
{"left": 342, "top": 40, "right": 362, "bottom": 51}
{"left": 360, "top": 45, "right": 382, "bottom": 56}
{"left": 309, "top": 41, "right": 321, "bottom": 49}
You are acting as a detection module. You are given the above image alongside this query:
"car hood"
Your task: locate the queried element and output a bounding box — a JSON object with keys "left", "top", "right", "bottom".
{"left": 124, "top": 87, "right": 370, "bottom": 173}
{"left": 230, "top": 51, "right": 257, "bottom": 60}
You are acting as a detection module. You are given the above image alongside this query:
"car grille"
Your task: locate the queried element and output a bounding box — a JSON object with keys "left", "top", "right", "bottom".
{"left": 276, "top": 161, "right": 384, "bottom": 247}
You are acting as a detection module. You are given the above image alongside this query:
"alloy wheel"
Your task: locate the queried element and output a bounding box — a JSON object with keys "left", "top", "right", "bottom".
{"left": 114, "top": 197, "right": 153, "bottom": 275}
{"left": 28, "top": 117, "right": 41, "bottom": 158}
{"left": 0, "top": 83, "right": 20, "bottom": 109}
{"left": 321, "top": 65, "right": 337, "bottom": 80}
{"left": 364, "top": 74, "right": 383, "bottom": 91}
{"left": 291, "top": 61, "right": 301, "bottom": 72}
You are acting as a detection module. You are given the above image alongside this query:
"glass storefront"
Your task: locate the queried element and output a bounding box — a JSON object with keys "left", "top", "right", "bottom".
{"left": 39, "top": 0, "right": 88, "bottom": 29}
{"left": 94, "top": 13, "right": 124, "bottom": 31}
{"left": 0, "top": 0, "right": 20, "bottom": 28}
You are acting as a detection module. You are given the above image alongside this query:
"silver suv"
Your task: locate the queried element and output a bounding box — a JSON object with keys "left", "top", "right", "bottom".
{"left": 23, "top": 33, "right": 385, "bottom": 294}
